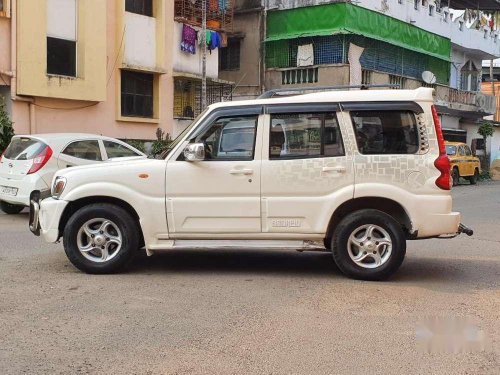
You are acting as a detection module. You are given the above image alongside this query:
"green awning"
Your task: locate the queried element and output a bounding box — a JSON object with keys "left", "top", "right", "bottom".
{"left": 266, "top": 3, "right": 451, "bottom": 61}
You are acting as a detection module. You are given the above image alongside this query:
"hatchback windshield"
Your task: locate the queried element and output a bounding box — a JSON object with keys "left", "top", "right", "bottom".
{"left": 3, "top": 138, "right": 47, "bottom": 160}
{"left": 446, "top": 145, "right": 457, "bottom": 156}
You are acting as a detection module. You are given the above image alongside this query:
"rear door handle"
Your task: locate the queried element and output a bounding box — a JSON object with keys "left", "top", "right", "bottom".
{"left": 322, "top": 166, "right": 346, "bottom": 173}
{"left": 229, "top": 168, "right": 254, "bottom": 175}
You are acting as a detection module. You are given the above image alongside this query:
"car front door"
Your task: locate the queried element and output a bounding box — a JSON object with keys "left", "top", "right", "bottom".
{"left": 260, "top": 104, "right": 355, "bottom": 234}
{"left": 166, "top": 107, "right": 263, "bottom": 235}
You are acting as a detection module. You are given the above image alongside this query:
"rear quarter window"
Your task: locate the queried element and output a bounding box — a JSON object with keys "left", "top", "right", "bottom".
{"left": 351, "top": 110, "right": 419, "bottom": 155}
{"left": 4, "top": 138, "right": 47, "bottom": 160}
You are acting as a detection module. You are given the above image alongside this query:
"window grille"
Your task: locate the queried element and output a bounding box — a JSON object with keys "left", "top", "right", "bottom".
{"left": 281, "top": 68, "right": 319, "bottom": 85}
{"left": 361, "top": 70, "right": 372, "bottom": 85}
{"left": 174, "top": 0, "right": 234, "bottom": 31}
{"left": 220, "top": 38, "right": 241, "bottom": 71}
{"left": 266, "top": 35, "right": 449, "bottom": 85}
{"left": 121, "top": 70, "right": 154, "bottom": 118}
{"left": 125, "top": 0, "right": 153, "bottom": 17}
{"left": 174, "top": 78, "right": 233, "bottom": 119}
{"left": 389, "top": 75, "right": 407, "bottom": 89}
{"left": 47, "top": 37, "right": 76, "bottom": 77}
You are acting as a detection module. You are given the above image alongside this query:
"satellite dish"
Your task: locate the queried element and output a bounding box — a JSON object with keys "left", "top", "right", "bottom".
{"left": 422, "top": 71, "right": 437, "bottom": 84}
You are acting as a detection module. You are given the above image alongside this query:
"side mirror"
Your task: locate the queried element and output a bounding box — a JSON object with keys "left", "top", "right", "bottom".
{"left": 183, "top": 143, "right": 205, "bottom": 161}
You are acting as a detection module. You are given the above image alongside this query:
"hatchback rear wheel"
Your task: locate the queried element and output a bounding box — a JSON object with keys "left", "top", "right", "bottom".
{"left": 63, "top": 203, "right": 139, "bottom": 274}
{"left": 331, "top": 209, "right": 406, "bottom": 281}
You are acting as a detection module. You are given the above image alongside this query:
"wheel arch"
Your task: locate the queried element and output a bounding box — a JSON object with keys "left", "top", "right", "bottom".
{"left": 58, "top": 196, "right": 144, "bottom": 246}
{"left": 325, "top": 197, "right": 413, "bottom": 244}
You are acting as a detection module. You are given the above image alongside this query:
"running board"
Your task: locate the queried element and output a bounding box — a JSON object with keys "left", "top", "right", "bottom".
{"left": 147, "top": 240, "right": 327, "bottom": 252}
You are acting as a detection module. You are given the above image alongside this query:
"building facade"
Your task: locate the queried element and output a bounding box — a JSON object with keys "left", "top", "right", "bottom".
{"left": 0, "top": 0, "right": 233, "bottom": 141}
{"left": 219, "top": 0, "right": 500, "bottom": 154}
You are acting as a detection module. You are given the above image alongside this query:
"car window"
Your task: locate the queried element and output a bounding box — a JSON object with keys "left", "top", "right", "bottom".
{"left": 464, "top": 145, "right": 472, "bottom": 156}
{"left": 103, "top": 141, "right": 140, "bottom": 158}
{"left": 190, "top": 116, "right": 258, "bottom": 160}
{"left": 62, "top": 140, "right": 102, "bottom": 161}
{"left": 351, "top": 110, "right": 419, "bottom": 155}
{"left": 446, "top": 145, "right": 456, "bottom": 156}
{"left": 458, "top": 146, "right": 466, "bottom": 156}
{"left": 3, "top": 138, "right": 47, "bottom": 160}
{"left": 270, "top": 112, "right": 344, "bottom": 159}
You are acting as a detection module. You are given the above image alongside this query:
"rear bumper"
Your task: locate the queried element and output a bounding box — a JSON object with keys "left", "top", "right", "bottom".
{"left": 411, "top": 195, "right": 461, "bottom": 238}
{"left": 0, "top": 174, "right": 49, "bottom": 206}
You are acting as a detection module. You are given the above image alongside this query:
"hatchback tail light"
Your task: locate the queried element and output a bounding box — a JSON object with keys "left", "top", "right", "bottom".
{"left": 27, "top": 146, "right": 53, "bottom": 175}
{"left": 431, "top": 105, "right": 450, "bottom": 190}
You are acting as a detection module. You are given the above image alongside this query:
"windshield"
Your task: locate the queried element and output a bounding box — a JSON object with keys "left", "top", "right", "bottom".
{"left": 160, "top": 108, "right": 210, "bottom": 159}
{"left": 4, "top": 138, "right": 47, "bottom": 160}
{"left": 446, "top": 145, "right": 457, "bottom": 156}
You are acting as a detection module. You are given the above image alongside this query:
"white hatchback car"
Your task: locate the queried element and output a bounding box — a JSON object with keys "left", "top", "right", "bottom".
{"left": 30, "top": 88, "right": 473, "bottom": 280}
{"left": 0, "top": 134, "right": 145, "bottom": 214}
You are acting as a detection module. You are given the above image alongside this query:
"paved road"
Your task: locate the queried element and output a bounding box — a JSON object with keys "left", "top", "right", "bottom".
{"left": 1, "top": 182, "right": 499, "bottom": 374}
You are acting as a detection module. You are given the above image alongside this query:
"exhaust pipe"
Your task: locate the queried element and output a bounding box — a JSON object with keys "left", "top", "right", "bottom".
{"left": 458, "top": 223, "right": 473, "bottom": 236}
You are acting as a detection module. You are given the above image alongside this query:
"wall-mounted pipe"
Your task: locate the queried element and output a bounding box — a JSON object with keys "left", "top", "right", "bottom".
{"left": 9, "top": 0, "right": 36, "bottom": 134}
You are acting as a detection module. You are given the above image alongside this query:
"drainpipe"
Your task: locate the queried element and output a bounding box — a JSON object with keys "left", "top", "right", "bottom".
{"left": 9, "top": 0, "right": 36, "bottom": 134}
{"left": 261, "top": 2, "right": 267, "bottom": 94}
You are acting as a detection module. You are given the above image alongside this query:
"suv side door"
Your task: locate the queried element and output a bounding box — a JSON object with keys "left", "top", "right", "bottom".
{"left": 260, "top": 104, "right": 355, "bottom": 234}
{"left": 166, "top": 106, "right": 263, "bottom": 235}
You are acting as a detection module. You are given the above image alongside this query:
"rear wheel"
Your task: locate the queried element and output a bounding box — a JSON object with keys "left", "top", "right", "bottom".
{"left": 63, "top": 203, "right": 139, "bottom": 274}
{"left": 451, "top": 168, "right": 460, "bottom": 186}
{"left": 331, "top": 209, "right": 406, "bottom": 281}
{"left": 468, "top": 168, "right": 479, "bottom": 185}
{"left": 0, "top": 201, "right": 25, "bottom": 215}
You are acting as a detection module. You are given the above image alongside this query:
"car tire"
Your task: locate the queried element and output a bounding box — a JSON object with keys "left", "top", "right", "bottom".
{"left": 468, "top": 168, "right": 479, "bottom": 185}
{"left": 452, "top": 168, "right": 460, "bottom": 186}
{"left": 0, "top": 201, "right": 25, "bottom": 215}
{"left": 63, "top": 203, "right": 139, "bottom": 274}
{"left": 331, "top": 209, "right": 406, "bottom": 281}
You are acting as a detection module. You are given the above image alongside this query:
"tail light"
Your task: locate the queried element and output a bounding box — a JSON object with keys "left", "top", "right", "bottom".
{"left": 431, "top": 105, "right": 450, "bottom": 190}
{"left": 27, "top": 146, "right": 53, "bottom": 175}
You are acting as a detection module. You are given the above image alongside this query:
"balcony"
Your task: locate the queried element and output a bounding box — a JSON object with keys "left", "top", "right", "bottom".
{"left": 435, "top": 85, "right": 496, "bottom": 115}
{"left": 174, "top": 0, "right": 234, "bottom": 31}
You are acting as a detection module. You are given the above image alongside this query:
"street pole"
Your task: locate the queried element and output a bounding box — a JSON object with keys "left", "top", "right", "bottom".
{"left": 201, "top": 0, "right": 207, "bottom": 110}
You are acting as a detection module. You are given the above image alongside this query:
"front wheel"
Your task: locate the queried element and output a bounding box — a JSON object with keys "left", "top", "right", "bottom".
{"left": 0, "top": 201, "right": 25, "bottom": 215}
{"left": 331, "top": 209, "right": 406, "bottom": 281}
{"left": 468, "top": 168, "right": 479, "bottom": 185}
{"left": 63, "top": 203, "right": 139, "bottom": 274}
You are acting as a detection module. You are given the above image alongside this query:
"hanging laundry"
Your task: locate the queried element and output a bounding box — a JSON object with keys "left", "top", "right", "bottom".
{"left": 218, "top": 0, "right": 226, "bottom": 14}
{"left": 181, "top": 24, "right": 197, "bottom": 55}
{"left": 220, "top": 32, "right": 228, "bottom": 48}
{"left": 205, "top": 31, "right": 212, "bottom": 47}
{"left": 209, "top": 0, "right": 218, "bottom": 13}
{"left": 297, "top": 44, "right": 314, "bottom": 67}
{"left": 210, "top": 32, "right": 221, "bottom": 51}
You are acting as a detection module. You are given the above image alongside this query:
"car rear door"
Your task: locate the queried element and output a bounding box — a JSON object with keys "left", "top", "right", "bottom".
{"left": 57, "top": 140, "right": 104, "bottom": 168}
{"left": 260, "top": 103, "right": 355, "bottom": 234}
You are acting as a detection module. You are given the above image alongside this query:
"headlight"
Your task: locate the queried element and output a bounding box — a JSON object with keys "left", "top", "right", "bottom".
{"left": 52, "top": 176, "right": 67, "bottom": 199}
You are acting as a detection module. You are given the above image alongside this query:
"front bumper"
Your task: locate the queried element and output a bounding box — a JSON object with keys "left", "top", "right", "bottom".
{"left": 30, "top": 197, "right": 68, "bottom": 243}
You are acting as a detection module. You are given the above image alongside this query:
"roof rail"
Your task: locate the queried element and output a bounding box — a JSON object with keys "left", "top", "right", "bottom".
{"left": 257, "top": 84, "right": 401, "bottom": 99}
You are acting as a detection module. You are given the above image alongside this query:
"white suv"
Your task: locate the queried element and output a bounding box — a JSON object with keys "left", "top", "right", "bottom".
{"left": 30, "top": 88, "right": 472, "bottom": 280}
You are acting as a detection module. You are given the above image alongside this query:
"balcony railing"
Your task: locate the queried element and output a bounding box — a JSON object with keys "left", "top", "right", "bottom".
{"left": 174, "top": 0, "right": 234, "bottom": 31}
{"left": 436, "top": 85, "right": 496, "bottom": 114}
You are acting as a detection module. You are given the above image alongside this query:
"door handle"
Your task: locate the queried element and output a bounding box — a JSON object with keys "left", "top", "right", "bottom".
{"left": 322, "top": 166, "right": 346, "bottom": 173}
{"left": 229, "top": 168, "right": 254, "bottom": 175}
